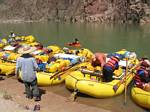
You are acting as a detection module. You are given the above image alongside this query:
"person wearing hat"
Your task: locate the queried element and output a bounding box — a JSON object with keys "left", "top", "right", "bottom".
{"left": 15, "top": 45, "right": 41, "bottom": 101}
{"left": 102, "top": 55, "right": 120, "bottom": 82}
{"left": 134, "top": 58, "right": 150, "bottom": 92}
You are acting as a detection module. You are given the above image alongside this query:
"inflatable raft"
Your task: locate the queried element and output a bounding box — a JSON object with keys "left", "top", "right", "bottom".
{"left": 65, "top": 59, "right": 139, "bottom": 98}
{"left": 66, "top": 42, "right": 81, "bottom": 47}
{"left": 0, "top": 60, "right": 16, "bottom": 76}
{"left": 131, "top": 87, "right": 150, "bottom": 109}
{"left": 19, "top": 62, "right": 88, "bottom": 86}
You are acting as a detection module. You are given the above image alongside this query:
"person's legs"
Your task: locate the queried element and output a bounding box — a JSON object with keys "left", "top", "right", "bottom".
{"left": 103, "top": 67, "right": 113, "bottom": 82}
{"left": 24, "top": 82, "right": 32, "bottom": 99}
{"left": 31, "top": 79, "right": 40, "bottom": 101}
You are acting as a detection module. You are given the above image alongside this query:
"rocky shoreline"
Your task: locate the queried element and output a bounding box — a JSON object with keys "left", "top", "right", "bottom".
{"left": 0, "top": 0, "right": 149, "bottom": 24}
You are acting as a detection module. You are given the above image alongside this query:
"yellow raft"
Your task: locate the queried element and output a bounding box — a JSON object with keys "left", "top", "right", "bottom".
{"left": 0, "top": 45, "right": 62, "bottom": 63}
{"left": 65, "top": 59, "right": 139, "bottom": 98}
{"left": 0, "top": 60, "right": 16, "bottom": 76}
{"left": 131, "top": 87, "right": 150, "bottom": 109}
{"left": 19, "top": 61, "right": 87, "bottom": 86}
{"left": 76, "top": 48, "right": 93, "bottom": 61}
{"left": 15, "top": 35, "right": 36, "bottom": 44}
{"left": 0, "top": 38, "right": 7, "bottom": 48}
{"left": 47, "top": 45, "right": 62, "bottom": 54}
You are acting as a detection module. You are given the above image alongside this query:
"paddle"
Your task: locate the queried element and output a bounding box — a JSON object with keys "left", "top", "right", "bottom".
{"left": 113, "top": 61, "right": 141, "bottom": 92}
{"left": 124, "top": 58, "right": 128, "bottom": 105}
{"left": 50, "top": 62, "right": 80, "bottom": 79}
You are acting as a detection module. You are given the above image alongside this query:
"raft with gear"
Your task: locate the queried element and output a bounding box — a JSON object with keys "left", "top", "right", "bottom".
{"left": 0, "top": 59, "right": 16, "bottom": 76}
{"left": 18, "top": 53, "right": 88, "bottom": 86}
{"left": 131, "top": 87, "right": 150, "bottom": 109}
{"left": 19, "top": 61, "right": 88, "bottom": 86}
{"left": 0, "top": 43, "right": 93, "bottom": 77}
{"left": 0, "top": 45, "right": 63, "bottom": 76}
{"left": 65, "top": 50, "right": 139, "bottom": 98}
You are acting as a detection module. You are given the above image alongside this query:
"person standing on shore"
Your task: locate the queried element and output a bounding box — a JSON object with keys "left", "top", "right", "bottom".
{"left": 15, "top": 45, "right": 41, "bottom": 101}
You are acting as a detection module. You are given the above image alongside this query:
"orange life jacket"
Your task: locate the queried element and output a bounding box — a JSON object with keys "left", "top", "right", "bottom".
{"left": 105, "top": 56, "right": 119, "bottom": 70}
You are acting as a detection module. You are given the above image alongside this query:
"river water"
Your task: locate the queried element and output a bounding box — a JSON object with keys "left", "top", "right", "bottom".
{"left": 0, "top": 22, "right": 150, "bottom": 58}
{"left": 0, "top": 22, "right": 149, "bottom": 111}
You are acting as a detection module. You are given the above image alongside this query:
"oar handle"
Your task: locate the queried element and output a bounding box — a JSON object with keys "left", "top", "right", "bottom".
{"left": 50, "top": 66, "right": 71, "bottom": 79}
{"left": 124, "top": 57, "right": 129, "bottom": 104}
{"left": 50, "top": 62, "right": 80, "bottom": 79}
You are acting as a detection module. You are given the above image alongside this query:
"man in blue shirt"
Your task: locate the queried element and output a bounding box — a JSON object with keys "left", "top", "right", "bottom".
{"left": 15, "top": 45, "right": 41, "bottom": 101}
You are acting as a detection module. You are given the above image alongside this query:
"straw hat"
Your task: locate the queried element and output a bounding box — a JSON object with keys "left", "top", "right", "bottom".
{"left": 18, "top": 45, "right": 36, "bottom": 54}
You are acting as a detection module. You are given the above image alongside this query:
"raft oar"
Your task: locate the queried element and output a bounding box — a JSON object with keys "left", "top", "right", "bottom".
{"left": 50, "top": 62, "right": 80, "bottom": 79}
{"left": 113, "top": 62, "right": 141, "bottom": 92}
{"left": 124, "top": 58, "right": 128, "bottom": 105}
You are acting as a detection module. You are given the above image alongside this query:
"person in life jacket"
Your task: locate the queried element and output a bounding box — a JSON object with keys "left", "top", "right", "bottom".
{"left": 102, "top": 55, "right": 120, "bottom": 82}
{"left": 91, "top": 52, "right": 107, "bottom": 68}
{"left": 134, "top": 58, "right": 150, "bottom": 92}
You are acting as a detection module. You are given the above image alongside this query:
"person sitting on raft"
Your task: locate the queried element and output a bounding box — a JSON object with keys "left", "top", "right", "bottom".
{"left": 134, "top": 58, "right": 150, "bottom": 92}
{"left": 102, "top": 54, "right": 121, "bottom": 82}
{"left": 8, "top": 31, "right": 16, "bottom": 43}
{"left": 74, "top": 38, "right": 79, "bottom": 44}
{"left": 91, "top": 52, "right": 107, "bottom": 68}
{"left": 67, "top": 38, "right": 81, "bottom": 47}
{"left": 9, "top": 31, "right": 16, "bottom": 38}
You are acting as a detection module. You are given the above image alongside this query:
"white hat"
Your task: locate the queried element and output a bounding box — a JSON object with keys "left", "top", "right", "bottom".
{"left": 18, "top": 45, "right": 36, "bottom": 54}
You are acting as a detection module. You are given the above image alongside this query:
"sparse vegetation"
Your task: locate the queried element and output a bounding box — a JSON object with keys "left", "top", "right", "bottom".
{"left": 2, "top": 91, "right": 13, "bottom": 100}
{"left": 0, "top": 90, "right": 13, "bottom": 100}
